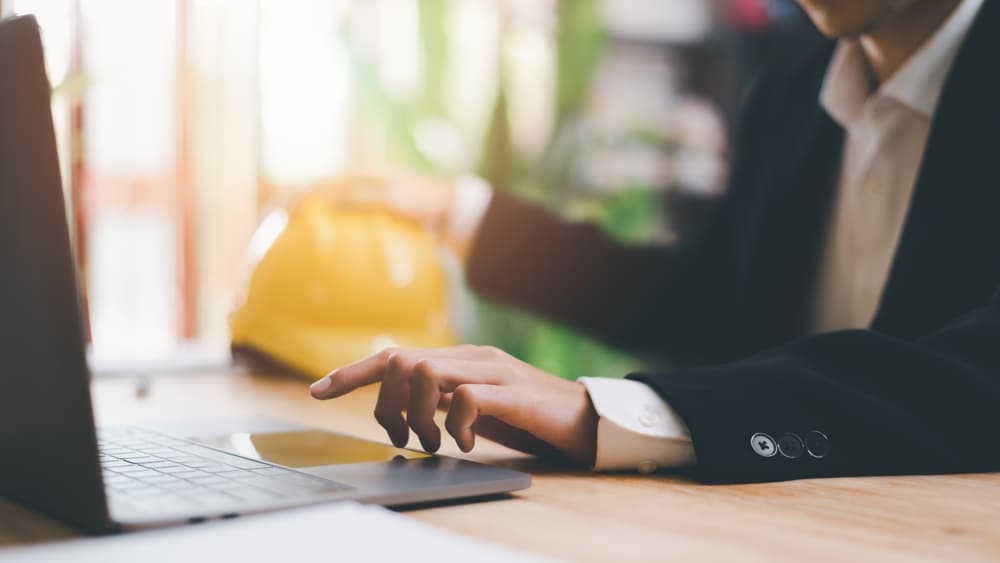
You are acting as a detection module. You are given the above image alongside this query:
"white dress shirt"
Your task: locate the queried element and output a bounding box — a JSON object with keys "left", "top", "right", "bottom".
{"left": 456, "top": 0, "right": 984, "bottom": 472}
{"left": 811, "top": 0, "right": 984, "bottom": 333}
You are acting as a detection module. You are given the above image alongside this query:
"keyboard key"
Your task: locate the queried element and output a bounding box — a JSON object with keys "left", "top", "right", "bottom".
{"left": 140, "top": 475, "right": 180, "bottom": 485}
{"left": 157, "top": 465, "right": 193, "bottom": 474}
{"left": 111, "top": 465, "right": 150, "bottom": 474}
{"left": 215, "top": 470, "right": 253, "bottom": 479}
{"left": 119, "top": 456, "right": 160, "bottom": 464}
{"left": 159, "top": 480, "right": 199, "bottom": 490}
{"left": 183, "top": 461, "right": 217, "bottom": 469}
{"left": 140, "top": 461, "right": 181, "bottom": 470}
{"left": 102, "top": 461, "right": 133, "bottom": 469}
{"left": 189, "top": 475, "right": 228, "bottom": 485}
{"left": 128, "top": 469, "right": 166, "bottom": 480}
{"left": 206, "top": 480, "right": 249, "bottom": 490}
{"left": 200, "top": 464, "right": 239, "bottom": 473}
{"left": 135, "top": 447, "right": 172, "bottom": 454}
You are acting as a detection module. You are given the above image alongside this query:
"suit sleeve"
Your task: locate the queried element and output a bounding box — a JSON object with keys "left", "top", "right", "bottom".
{"left": 465, "top": 194, "right": 692, "bottom": 352}
{"left": 628, "top": 293, "right": 1000, "bottom": 482}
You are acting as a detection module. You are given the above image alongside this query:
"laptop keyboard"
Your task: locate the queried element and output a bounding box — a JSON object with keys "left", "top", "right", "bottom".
{"left": 98, "top": 427, "right": 351, "bottom": 517}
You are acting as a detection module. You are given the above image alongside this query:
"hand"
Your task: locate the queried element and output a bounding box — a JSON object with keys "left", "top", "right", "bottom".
{"left": 309, "top": 345, "right": 599, "bottom": 465}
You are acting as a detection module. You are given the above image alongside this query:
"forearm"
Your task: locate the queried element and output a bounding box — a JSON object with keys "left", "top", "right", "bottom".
{"left": 466, "top": 193, "right": 696, "bottom": 352}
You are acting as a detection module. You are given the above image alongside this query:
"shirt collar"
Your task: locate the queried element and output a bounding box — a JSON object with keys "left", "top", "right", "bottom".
{"left": 820, "top": 0, "right": 984, "bottom": 126}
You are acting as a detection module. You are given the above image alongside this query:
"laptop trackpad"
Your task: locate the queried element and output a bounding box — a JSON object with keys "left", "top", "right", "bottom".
{"left": 193, "top": 430, "right": 430, "bottom": 468}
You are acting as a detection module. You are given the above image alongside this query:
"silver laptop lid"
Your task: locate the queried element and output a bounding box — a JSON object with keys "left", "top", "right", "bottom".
{"left": 0, "top": 15, "right": 112, "bottom": 534}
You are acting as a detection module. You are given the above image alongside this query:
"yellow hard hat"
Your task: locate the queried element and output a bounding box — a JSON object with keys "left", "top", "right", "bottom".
{"left": 230, "top": 191, "right": 456, "bottom": 378}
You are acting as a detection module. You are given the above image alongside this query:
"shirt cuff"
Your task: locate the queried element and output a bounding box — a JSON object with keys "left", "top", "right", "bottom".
{"left": 447, "top": 175, "right": 493, "bottom": 247}
{"left": 579, "top": 377, "right": 697, "bottom": 472}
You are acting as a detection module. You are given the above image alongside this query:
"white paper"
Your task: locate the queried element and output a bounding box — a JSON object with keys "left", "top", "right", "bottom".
{"left": 0, "top": 502, "right": 550, "bottom": 562}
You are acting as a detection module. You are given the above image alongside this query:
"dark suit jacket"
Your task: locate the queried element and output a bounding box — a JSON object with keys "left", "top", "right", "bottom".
{"left": 465, "top": 1, "right": 1000, "bottom": 483}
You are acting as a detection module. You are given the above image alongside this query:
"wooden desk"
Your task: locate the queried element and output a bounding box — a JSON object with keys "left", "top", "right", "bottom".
{"left": 2, "top": 369, "right": 999, "bottom": 561}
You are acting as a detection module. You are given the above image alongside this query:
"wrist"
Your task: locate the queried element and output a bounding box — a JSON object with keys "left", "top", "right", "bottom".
{"left": 568, "top": 381, "right": 600, "bottom": 466}
{"left": 578, "top": 377, "right": 697, "bottom": 471}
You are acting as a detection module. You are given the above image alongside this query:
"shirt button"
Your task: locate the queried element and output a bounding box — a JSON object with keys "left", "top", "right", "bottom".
{"left": 638, "top": 412, "right": 659, "bottom": 428}
{"left": 805, "top": 431, "right": 831, "bottom": 459}
{"left": 750, "top": 433, "right": 777, "bottom": 458}
{"left": 637, "top": 460, "right": 658, "bottom": 474}
{"left": 777, "top": 433, "right": 805, "bottom": 459}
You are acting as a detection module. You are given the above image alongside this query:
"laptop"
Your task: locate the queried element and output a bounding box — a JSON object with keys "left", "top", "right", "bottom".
{"left": 0, "top": 15, "right": 529, "bottom": 534}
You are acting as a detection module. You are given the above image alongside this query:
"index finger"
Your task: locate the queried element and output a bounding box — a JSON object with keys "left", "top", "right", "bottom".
{"left": 309, "top": 348, "right": 395, "bottom": 399}
{"left": 309, "top": 346, "right": 485, "bottom": 399}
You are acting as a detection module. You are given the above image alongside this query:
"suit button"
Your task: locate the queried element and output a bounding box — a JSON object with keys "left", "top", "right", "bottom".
{"left": 777, "top": 433, "right": 805, "bottom": 459}
{"left": 805, "top": 430, "right": 830, "bottom": 459}
{"left": 638, "top": 412, "right": 659, "bottom": 428}
{"left": 750, "top": 433, "right": 777, "bottom": 458}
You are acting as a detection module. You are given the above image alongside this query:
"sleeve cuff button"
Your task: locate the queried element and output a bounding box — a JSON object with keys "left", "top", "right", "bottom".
{"left": 805, "top": 430, "right": 831, "bottom": 459}
{"left": 638, "top": 412, "right": 660, "bottom": 427}
{"left": 637, "top": 460, "right": 658, "bottom": 474}
{"left": 777, "top": 433, "right": 805, "bottom": 459}
{"left": 750, "top": 433, "right": 778, "bottom": 458}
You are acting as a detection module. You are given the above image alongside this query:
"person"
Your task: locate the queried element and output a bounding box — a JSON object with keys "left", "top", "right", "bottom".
{"left": 309, "top": 0, "right": 1000, "bottom": 483}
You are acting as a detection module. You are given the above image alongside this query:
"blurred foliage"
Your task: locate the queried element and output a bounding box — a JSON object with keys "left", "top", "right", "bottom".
{"left": 344, "top": 29, "right": 434, "bottom": 172}
{"left": 418, "top": 0, "right": 449, "bottom": 116}
{"left": 568, "top": 188, "right": 663, "bottom": 243}
{"left": 344, "top": 0, "right": 658, "bottom": 378}
{"left": 554, "top": 0, "right": 606, "bottom": 123}
{"left": 51, "top": 72, "right": 89, "bottom": 101}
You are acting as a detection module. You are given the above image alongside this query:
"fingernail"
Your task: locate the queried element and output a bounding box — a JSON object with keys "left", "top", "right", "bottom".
{"left": 310, "top": 376, "right": 333, "bottom": 396}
